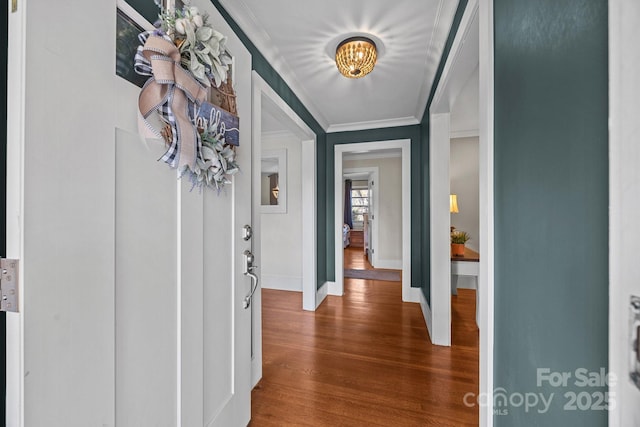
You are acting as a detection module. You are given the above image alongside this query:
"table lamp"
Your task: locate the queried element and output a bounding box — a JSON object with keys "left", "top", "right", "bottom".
{"left": 450, "top": 194, "right": 459, "bottom": 213}
{"left": 450, "top": 194, "right": 459, "bottom": 233}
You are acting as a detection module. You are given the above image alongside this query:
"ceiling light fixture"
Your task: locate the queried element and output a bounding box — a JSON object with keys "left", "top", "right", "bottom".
{"left": 335, "top": 36, "right": 377, "bottom": 78}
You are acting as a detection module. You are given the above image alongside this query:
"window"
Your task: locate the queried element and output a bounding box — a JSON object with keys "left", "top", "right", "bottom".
{"left": 351, "top": 188, "right": 369, "bottom": 228}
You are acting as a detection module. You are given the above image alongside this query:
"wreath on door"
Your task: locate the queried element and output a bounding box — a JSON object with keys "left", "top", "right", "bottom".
{"left": 134, "top": 2, "right": 240, "bottom": 191}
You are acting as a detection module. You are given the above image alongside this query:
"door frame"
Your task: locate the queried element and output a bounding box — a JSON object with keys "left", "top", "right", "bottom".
{"left": 333, "top": 139, "right": 418, "bottom": 303}
{"left": 428, "top": 0, "right": 494, "bottom": 425}
{"left": 251, "top": 72, "right": 317, "bottom": 387}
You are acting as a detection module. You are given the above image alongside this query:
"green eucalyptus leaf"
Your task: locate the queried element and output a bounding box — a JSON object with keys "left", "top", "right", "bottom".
{"left": 201, "top": 146, "right": 215, "bottom": 160}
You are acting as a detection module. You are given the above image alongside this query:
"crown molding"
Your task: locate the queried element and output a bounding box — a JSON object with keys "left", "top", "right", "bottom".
{"left": 327, "top": 116, "right": 420, "bottom": 133}
{"left": 219, "top": 0, "right": 330, "bottom": 131}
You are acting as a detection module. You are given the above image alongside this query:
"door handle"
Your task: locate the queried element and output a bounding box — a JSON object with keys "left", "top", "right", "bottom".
{"left": 243, "top": 271, "right": 259, "bottom": 309}
{"left": 243, "top": 249, "right": 258, "bottom": 309}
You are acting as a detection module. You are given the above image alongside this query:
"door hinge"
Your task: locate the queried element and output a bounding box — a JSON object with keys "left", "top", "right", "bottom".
{"left": 1, "top": 259, "right": 19, "bottom": 313}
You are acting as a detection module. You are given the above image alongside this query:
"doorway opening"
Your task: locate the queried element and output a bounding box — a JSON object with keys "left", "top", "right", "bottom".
{"left": 251, "top": 72, "right": 317, "bottom": 388}
{"left": 333, "top": 139, "right": 418, "bottom": 303}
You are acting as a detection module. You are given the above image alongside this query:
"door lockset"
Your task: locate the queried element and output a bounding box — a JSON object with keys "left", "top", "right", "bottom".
{"left": 242, "top": 225, "right": 253, "bottom": 241}
{"left": 243, "top": 250, "right": 259, "bottom": 309}
{"left": 243, "top": 249, "right": 256, "bottom": 273}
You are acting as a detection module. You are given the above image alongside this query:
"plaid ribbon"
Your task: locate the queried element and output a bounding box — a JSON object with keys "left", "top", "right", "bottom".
{"left": 134, "top": 31, "right": 207, "bottom": 169}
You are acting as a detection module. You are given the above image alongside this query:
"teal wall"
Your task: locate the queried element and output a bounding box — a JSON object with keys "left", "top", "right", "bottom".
{"left": 210, "top": 1, "right": 328, "bottom": 286}
{"left": 494, "top": 0, "right": 608, "bottom": 424}
{"left": 325, "top": 126, "right": 423, "bottom": 287}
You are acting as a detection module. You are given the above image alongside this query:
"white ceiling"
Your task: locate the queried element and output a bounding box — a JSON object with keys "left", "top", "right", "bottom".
{"left": 220, "top": 0, "right": 460, "bottom": 132}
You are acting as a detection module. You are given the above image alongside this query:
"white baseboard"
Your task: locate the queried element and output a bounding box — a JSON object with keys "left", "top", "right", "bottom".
{"left": 316, "top": 282, "right": 328, "bottom": 309}
{"left": 454, "top": 276, "right": 477, "bottom": 289}
{"left": 374, "top": 259, "right": 403, "bottom": 270}
{"left": 261, "top": 274, "right": 302, "bottom": 292}
{"left": 419, "top": 290, "right": 433, "bottom": 342}
{"left": 327, "top": 281, "right": 341, "bottom": 296}
{"left": 403, "top": 286, "right": 421, "bottom": 303}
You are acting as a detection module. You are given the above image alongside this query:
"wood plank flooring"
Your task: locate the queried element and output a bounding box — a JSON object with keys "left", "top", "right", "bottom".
{"left": 250, "top": 250, "right": 479, "bottom": 426}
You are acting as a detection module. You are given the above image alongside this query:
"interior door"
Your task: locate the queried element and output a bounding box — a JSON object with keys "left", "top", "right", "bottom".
{"left": 367, "top": 177, "right": 375, "bottom": 266}
{"left": 5, "top": 1, "right": 252, "bottom": 426}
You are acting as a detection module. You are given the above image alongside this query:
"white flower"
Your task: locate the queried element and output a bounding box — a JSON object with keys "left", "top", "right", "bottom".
{"left": 175, "top": 18, "right": 187, "bottom": 35}
{"left": 193, "top": 14, "right": 204, "bottom": 28}
{"left": 188, "top": 6, "right": 200, "bottom": 16}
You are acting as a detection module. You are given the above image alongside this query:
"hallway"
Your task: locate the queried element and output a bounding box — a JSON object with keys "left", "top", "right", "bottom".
{"left": 250, "top": 252, "right": 479, "bottom": 426}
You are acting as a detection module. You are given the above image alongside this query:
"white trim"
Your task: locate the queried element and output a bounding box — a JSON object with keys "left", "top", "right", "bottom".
{"left": 478, "top": 0, "right": 495, "bottom": 425}
{"left": 374, "top": 259, "right": 403, "bottom": 270}
{"left": 6, "top": 2, "right": 26, "bottom": 425}
{"left": 116, "top": 0, "right": 155, "bottom": 31}
{"left": 334, "top": 139, "right": 413, "bottom": 303}
{"left": 301, "top": 139, "right": 317, "bottom": 311}
{"left": 327, "top": 116, "right": 420, "bottom": 134}
{"left": 175, "top": 177, "right": 182, "bottom": 427}
{"left": 343, "top": 151, "right": 402, "bottom": 161}
{"left": 316, "top": 282, "right": 329, "bottom": 309}
{"left": 430, "top": 4, "right": 480, "bottom": 114}
{"left": 428, "top": 112, "right": 452, "bottom": 346}
{"left": 327, "top": 281, "right": 340, "bottom": 296}
{"left": 261, "top": 274, "right": 302, "bottom": 292}
{"left": 426, "top": 0, "right": 481, "bottom": 348}
{"left": 450, "top": 129, "right": 480, "bottom": 139}
{"left": 419, "top": 290, "right": 433, "bottom": 339}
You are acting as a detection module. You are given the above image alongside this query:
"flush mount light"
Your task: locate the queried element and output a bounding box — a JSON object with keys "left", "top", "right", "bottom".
{"left": 335, "top": 36, "right": 377, "bottom": 78}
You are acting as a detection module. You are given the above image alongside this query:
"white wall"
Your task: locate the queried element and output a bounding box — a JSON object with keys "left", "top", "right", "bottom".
{"left": 609, "top": 1, "right": 640, "bottom": 425}
{"left": 450, "top": 66, "right": 479, "bottom": 138}
{"left": 344, "top": 156, "right": 402, "bottom": 268}
{"left": 260, "top": 131, "right": 303, "bottom": 291}
{"left": 450, "top": 136, "right": 479, "bottom": 252}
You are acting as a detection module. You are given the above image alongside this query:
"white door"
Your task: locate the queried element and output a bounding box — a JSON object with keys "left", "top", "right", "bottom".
{"left": 367, "top": 177, "right": 375, "bottom": 266}
{"left": 5, "top": 1, "right": 252, "bottom": 426}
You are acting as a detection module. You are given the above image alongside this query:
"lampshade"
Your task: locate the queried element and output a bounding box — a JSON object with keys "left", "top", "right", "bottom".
{"left": 450, "top": 194, "right": 459, "bottom": 213}
{"left": 272, "top": 185, "right": 279, "bottom": 200}
{"left": 335, "top": 37, "right": 377, "bottom": 78}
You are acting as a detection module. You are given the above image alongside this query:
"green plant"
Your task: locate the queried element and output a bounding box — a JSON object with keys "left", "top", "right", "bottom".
{"left": 451, "top": 231, "right": 471, "bottom": 244}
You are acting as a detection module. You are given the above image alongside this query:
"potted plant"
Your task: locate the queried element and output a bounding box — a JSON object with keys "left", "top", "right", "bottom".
{"left": 451, "top": 231, "right": 470, "bottom": 256}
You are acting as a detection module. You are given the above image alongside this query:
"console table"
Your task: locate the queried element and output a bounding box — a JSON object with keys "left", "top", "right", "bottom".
{"left": 451, "top": 247, "right": 479, "bottom": 327}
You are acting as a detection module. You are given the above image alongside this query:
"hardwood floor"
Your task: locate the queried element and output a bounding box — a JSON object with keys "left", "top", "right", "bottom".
{"left": 250, "top": 251, "right": 479, "bottom": 426}
{"left": 343, "top": 246, "right": 375, "bottom": 270}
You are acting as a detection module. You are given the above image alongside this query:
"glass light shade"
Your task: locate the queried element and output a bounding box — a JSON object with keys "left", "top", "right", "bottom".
{"left": 450, "top": 194, "right": 459, "bottom": 213}
{"left": 335, "top": 37, "right": 377, "bottom": 78}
